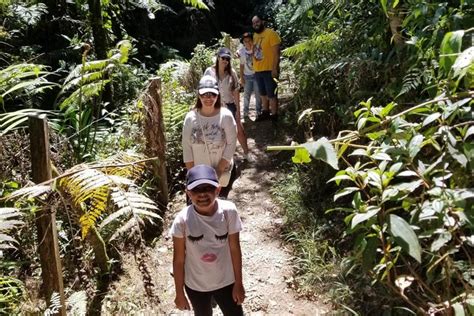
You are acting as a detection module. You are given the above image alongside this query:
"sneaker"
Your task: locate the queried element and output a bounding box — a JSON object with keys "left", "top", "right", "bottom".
{"left": 243, "top": 113, "right": 251, "bottom": 122}
{"left": 255, "top": 110, "right": 270, "bottom": 122}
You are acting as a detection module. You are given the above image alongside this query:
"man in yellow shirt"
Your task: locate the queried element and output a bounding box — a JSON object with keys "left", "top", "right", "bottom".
{"left": 252, "top": 15, "right": 281, "bottom": 122}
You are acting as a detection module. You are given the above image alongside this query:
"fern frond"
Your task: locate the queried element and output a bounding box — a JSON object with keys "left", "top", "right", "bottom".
{"left": 61, "top": 71, "right": 105, "bottom": 93}
{"left": 0, "top": 207, "right": 23, "bottom": 250}
{"left": 0, "top": 109, "right": 58, "bottom": 136}
{"left": 93, "top": 152, "right": 147, "bottom": 179}
{"left": 100, "top": 189, "right": 159, "bottom": 228}
{"left": 6, "top": 185, "right": 52, "bottom": 200}
{"left": 63, "top": 60, "right": 108, "bottom": 85}
{"left": 283, "top": 39, "right": 313, "bottom": 57}
{"left": 44, "top": 292, "right": 61, "bottom": 316}
{"left": 67, "top": 291, "right": 87, "bottom": 316}
{"left": 59, "top": 155, "right": 154, "bottom": 238}
{"left": 182, "top": 0, "right": 208, "bottom": 10}
{"left": 58, "top": 80, "right": 110, "bottom": 110}
{"left": 291, "top": 0, "right": 324, "bottom": 22}
{"left": 163, "top": 103, "right": 189, "bottom": 130}
{"left": 397, "top": 68, "right": 423, "bottom": 98}
{"left": 108, "top": 217, "right": 139, "bottom": 241}
{"left": 319, "top": 60, "right": 349, "bottom": 75}
{"left": 60, "top": 168, "right": 111, "bottom": 238}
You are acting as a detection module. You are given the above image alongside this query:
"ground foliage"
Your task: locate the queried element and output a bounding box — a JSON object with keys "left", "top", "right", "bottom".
{"left": 272, "top": 0, "right": 473, "bottom": 314}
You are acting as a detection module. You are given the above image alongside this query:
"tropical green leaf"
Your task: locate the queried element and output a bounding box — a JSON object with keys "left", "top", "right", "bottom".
{"left": 388, "top": 214, "right": 421, "bottom": 263}
{"left": 351, "top": 207, "right": 380, "bottom": 229}
{"left": 452, "top": 46, "right": 474, "bottom": 79}
{"left": 327, "top": 171, "right": 352, "bottom": 185}
{"left": 440, "top": 30, "right": 464, "bottom": 75}
{"left": 292, "top": 147, "right": 312, "bottom": 164}
{"left": 408, "top": 135, "right": 424, "bottom": 158}
{"left": 303, "top": 137, "right": 339, "bottom": 169}
{"left": 422, "top": 113, "right": 441, "bottom": 127}
{"left": 334, "top": 187, "right": 359, "bottom": 201}
{"left": 371, "top": 152, "right": 392, "bottom": 161}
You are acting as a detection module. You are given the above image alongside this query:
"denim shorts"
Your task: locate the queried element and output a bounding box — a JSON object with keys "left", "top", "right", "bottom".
{"left": 255, "top": 71, "right": 277, "bottom": 98}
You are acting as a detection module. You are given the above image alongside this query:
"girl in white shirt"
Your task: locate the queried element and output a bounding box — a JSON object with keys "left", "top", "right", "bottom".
{"left": 204, "top": 47, "right": 252, "bottom": 162}
{"left": 170, "top": 165, "right": 245, "bottom": 315}
{"left": 182, "top": 75, "right": 238, "bottom": 198}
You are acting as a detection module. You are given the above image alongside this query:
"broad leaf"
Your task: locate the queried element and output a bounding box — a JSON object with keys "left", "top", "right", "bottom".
{"left": 408, "top": 135, "right": 424, "bottom": 158}
{"left": 422, "top": 113, "right": 441, "bottom": 127}
{"left": 351, "top": 207, "right": 380, "bottom": 229}
{"left": 371, "top": 152, "right": 392, "bottom": 161}
{"left": 431, "top": 231, "right": 452, "bottom": 252}
{"left": 388, "top": 214, "right": 421, "bottom": 263}
{"left": 292, "top": 148, "right": 312, "bottom": 164}
{"left": 440, "top": 30, "right": 464, "bottom": 75}
{"left": 334, "top": 187, "right": 359, "bottom": 201}
{"left": 303, "top": 137, "right": 339, "bottom": 170}
{"left": 452, "top": 46, "right": 474, "bottom": 79}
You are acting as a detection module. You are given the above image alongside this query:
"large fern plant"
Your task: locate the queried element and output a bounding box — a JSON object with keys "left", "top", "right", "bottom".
{"left": 9, "top": 152, "right": 160, "bottom": 239}
{"left": 6, "top": 152, "right": 161, "bottom": 271}
{"left": 0, "top": 207, "right": 25, "bottom": 314}
{"left": 55, "top": 40, "right": 133, "bottom": 162}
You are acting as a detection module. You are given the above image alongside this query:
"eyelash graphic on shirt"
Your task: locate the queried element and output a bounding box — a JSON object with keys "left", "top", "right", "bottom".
{"left": 215, "top": 233, "right": 228, "bottom": 241}
{"left": 187, "top": 235, "right": 204, "bottom": 243}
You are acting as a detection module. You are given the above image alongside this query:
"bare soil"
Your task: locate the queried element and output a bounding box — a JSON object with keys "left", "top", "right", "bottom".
{"left": 102, "top": 104, "right": 330, "bottom": 315}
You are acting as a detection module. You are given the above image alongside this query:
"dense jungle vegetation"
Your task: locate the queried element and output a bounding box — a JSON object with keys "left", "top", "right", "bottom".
{"left": 1, "top": 0, "right": 473, "bottom": 314}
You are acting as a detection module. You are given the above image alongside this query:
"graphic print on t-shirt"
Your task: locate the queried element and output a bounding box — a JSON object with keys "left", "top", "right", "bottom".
{"left": 245, "top": 50, "right": 253, "bottom": 72}
{"left": 191, "top": 120, "right": 225, "bottom": 159}
{"left": 254, "top": 37, "right": 263, "bottom": 61}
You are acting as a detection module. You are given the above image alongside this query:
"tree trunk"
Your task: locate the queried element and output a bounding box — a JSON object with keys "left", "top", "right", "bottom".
{"left": 88, "top": 0, "right": 108, "bottom": 59}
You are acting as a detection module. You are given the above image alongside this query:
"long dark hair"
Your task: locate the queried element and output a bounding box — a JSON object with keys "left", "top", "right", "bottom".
{"left": 214, "top": 52, "right": 238, "bottom": 91}
{"left": 215, "top": 55, "right": 232, "bottom": 78}
{"left": 194, "top": 94, "right": 222, "bottom": 109}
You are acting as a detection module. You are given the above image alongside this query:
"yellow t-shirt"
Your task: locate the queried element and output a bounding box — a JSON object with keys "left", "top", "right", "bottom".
{"left": 253, "top": 28, "right": 281, "bottom": 72}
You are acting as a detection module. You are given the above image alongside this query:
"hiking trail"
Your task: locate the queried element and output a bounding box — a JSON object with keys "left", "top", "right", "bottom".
{"left": 103, "top": 99, "right": 330, "bottom": 315}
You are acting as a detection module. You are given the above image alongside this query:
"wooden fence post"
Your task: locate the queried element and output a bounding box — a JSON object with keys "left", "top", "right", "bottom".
{"left": 143, "top": 78, "right": 169, "bottom": 208}
{"left": 28, "top": 114, "right": 66, "bottom": 315}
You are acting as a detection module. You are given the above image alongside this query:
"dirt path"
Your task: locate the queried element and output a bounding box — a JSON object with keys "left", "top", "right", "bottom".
{"left": 103, "top": 106, "right": 330, "bottom": 315}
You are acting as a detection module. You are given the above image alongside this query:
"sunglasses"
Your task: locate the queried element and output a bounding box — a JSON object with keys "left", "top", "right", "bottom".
{"left": 191, "top": 184, "right": 217, "bottom": 193}
{"left": 199, "top": 92, "right": 218, "bottom": 98}
{"left": 220, "top": 56, "right": 231, "bottom": 61}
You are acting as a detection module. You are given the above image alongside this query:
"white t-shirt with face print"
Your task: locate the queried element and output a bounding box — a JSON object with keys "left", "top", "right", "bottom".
{"left": 169, "top": 199, "right": 243, "bottom": 291}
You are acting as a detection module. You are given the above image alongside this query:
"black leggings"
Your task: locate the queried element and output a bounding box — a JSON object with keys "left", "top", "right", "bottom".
{"left": 185, "top": 283, "right": 244, "bottom": 316}
{"left": 219, "top": 162, "right": 237, "bottom": 199}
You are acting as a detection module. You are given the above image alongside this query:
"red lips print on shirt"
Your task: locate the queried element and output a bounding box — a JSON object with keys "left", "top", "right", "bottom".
{"left": 201, "top": 253, "right": 217, "bottom": 262}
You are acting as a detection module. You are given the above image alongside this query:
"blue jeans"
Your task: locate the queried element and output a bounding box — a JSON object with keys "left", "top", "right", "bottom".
{"left": 243, "top": 74, "right": 262, "bottom": 116}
